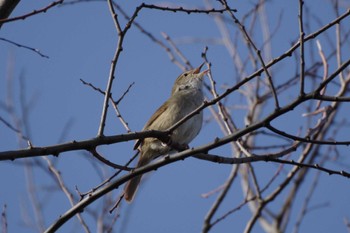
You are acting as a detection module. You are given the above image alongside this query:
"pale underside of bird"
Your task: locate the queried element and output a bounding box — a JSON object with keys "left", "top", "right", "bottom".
{"left": 124, "top": 63, "right": 209, "bottom": 203}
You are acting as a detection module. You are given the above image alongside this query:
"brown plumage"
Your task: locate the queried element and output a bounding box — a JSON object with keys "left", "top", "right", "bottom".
{"left": 124, "top": 63, "right": 208, "bottom": 202}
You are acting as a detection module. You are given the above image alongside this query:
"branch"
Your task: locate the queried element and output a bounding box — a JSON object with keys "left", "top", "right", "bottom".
{"left": 44, "top": 143, "right": 350, "bottom": 233}
{"left": 298, "top": 0, "right": 306, "bottom": 95}
{"left": 43, "top": 157, "right": 90, "bottom": 232}
{"left": 89, "top": 148, "right": 131, "bottom": 170}
{"left": 0, "top": 0, "right": 20, "bottom": 27}
{"left": 113, "top": 2, "right": 187, "bottom": 71}
{"left": 80, "top": 78, "right": 133, "bottom": 132}
{"left": 44, "top": 145, "right": 217, "bottom": 232}
{"left": 268, "top": 158, "right": 350, "bottom": 178}
{"left": 0, "top": 0, "right": 64, "bottom": 25}
{"left": 316, "top": 57, "right": 350, "bottom": 93}
{"left": 0, "top": 130, "right": 169, "bottom": 161}
{"left": 202, "top": 165, "right": 239, "bottom": 233}
{"left": 3, "top": 67, "right": 349, "bottom": 161}
{"left": 0, "top": 115, "right": 29, "bottom": 140}
{"left": 220, "top": 0, "right": 280, "bottom": 110}
{"left": 97, "top": 1, "right": 142, "bottom": 136}
{"left": 0, "top": 37, "right": 49, "bottom": 58}
{"left": 141, "top": 3, "right": 237, "bottom": 14}
{"left": 1, "top": 204, "right": 7, "bottom": 233}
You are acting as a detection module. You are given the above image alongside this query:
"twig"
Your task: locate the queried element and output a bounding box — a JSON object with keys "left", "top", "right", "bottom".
{"left": 201, "top": 184, "right": 225, "bottom": 198}
{"left": 220, "top": 0, "right": 280, "bottom": 110}
{"left": 0, "top": 0, "right": 64, "bottom": 24}
{"left": 0, "top": 0, "right": 20, "bottom": 27}
{"left": 141, "top": 3, "right": 237, "bottom": 14}
{"left": 243, "top": 141, "right": 314, "bottom": 233}
{"left": 201, "top": 47, "right": 252, "bottom": 232}
{"left": 2, "top": 68, "right": 350, "bottom": 161}
{"left": 0, "top": 37, "right": 49, "bottom": 58}
{"left": 24, "top": 163, "right": 46, "bottom": 232}
{"left": 210, "top": 196, "right": 257, "bottom": 228}
{"left": 80, "top": 78, "right": 133, "bottom": 132}
{"left": 109, "top": 195, "right": 123, "bottom": 213}
{"left": 265, "top": 124, "right": 349, "bottom": 145}
{"left": 298, "top": 0, "right": 306, "bottom": 95}
{"left": 97, "top": 0, "right": 122, "bottom": 136}
{"left": 0, "top": 130, "right": 168, "bottom": 161}
{"left": 161, "top": 32, "right": 192, "bottom": 69}
{"left": 113, "top": 3, "right": 186, "bottom": 71}
{"left": 90, "top": 148, "right": 131, "bottom": 170}
{"left": 115, "top": 82, "right": 134, "bottom": 106}
{"left": 314, "top": 40, "right": 328, "bottom": 110}
{"left": 0, "top": 115, "right": 29, "bottom": 141}
{"left": 98, "top": 1, "right": 143, "bottom": 136}
{"left": 332, "top": 1, "right": 345, "bottom": 83}
{"left": 202, "top": 165, "right": 239, "bottom": 233}
{"left": 43, "top": 157, "right": 91, "bottom": 233}
{"left": 292, "top": 170, "right": 322, "bottom": 233}
{"left": 77, "top": 151, "right": 138, "bottom": 199}
{"left": 43, "top": 141, "right": 350, "bottom": 233}
{"left": 268, "top": 158, "right": 350, "bottom": 178}
{"left": 1, "top": 204, "right": 8, "bottom": 233}
{"left": 2, "top": 62, "right": 350, "bottom": 161}
{"left": 243, "top": 70, "right": 350, "bottom": 232}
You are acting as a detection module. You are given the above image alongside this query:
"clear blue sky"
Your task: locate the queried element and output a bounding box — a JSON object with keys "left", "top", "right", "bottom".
{"left": 1, "top": 1, "right": 350, "bottom": 233}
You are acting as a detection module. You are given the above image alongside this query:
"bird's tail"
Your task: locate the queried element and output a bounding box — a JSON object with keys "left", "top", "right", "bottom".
{"left": 124, "top": 154, "right": 150, "bottom": 203}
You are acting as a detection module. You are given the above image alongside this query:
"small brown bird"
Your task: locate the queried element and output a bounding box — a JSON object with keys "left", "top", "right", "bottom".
{"left": 124, "top": 63, "right": 208, "bottom": 202}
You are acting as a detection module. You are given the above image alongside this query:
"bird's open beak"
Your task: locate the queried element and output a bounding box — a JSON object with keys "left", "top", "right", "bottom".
{"left": 193, "top": 62, "right": 209, "bottom": 76}
{"left": 193, "top": 62, "right": 204, "bottom": 74}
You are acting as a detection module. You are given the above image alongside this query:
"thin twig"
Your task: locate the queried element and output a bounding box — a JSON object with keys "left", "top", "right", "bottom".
{"left": 90, "top": 148, "right": 131, "bottom": 170}
{"left": 43, "top": 157, "right": 91, "bottom": 233}
{"left": 314, "top": 40, "right": 328, "bottom": 110}
{"left": 162, "top": 32, "right": 192, "bottom": 69}
{"left": 97, "top": 0, "right": 123, "bottom": 136}
{"left": 292, "top": 169, "right": 322, "bottom": 233}
{"left": 0, "top": 0, "right": 64, "bottom": 24}
{"left": 80, "top": 78, "right": 133, "bottom": 133}
{"left": 141, "top": 3, "right": 237, "bottom": 14}
{"left": 0, "top": 37, "right": 49, "bottom": 58}
{"left": 0, "top": 115, "right": 29, "bottom": 141}
{"left": 77, "top": 151, "right": 138, "bottom": 199}
{"left": 220, "top": 0, "right": 280, "bottom": 110}
{"left": 1, "top": 204, "right": 7, "bottom": 233}
{"left": 113, "top": 2, "right": 186, "bottom": 71}
{"left": 298, "top": 0, "right": 306, "bottom": 95}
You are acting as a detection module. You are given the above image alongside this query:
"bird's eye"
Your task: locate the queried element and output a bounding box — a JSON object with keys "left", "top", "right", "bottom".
{"left": 184, "top": 73, "right": 188, "bottom": 77}
{"left": 178, "top": 85, "right": 189, "bottom": 91}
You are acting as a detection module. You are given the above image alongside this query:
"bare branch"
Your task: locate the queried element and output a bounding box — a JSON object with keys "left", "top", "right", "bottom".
{"left": 298, "top": 0, "right": 306, "bottom": 95}
{"left": 43, "top": 157, "right": 91, "bottom": 233}
{"left": 0, "top": 0, "right": 64, "bottom": 25}
{"left": 141, "top": 3, "right": 237, "bottom": 14}
{"left": 0, "top": 37, "right": 49, "bottom": 58}
{"left": 1, "top": 204, "right": 8, "bottom": 233}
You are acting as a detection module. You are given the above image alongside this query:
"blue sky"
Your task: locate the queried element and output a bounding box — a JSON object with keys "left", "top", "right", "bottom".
{"left": 1, "top": 1, "right": 350, "bottom": 233}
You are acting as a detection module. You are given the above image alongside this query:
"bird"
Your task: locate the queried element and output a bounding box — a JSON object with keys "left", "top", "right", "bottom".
{"left": 124, "top": 63, "right": 208, "bottom": 202}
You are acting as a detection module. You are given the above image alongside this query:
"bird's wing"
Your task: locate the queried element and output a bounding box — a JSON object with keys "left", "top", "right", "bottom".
{"left": 133, "top": 100, "right": 170, "bottom": 150}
